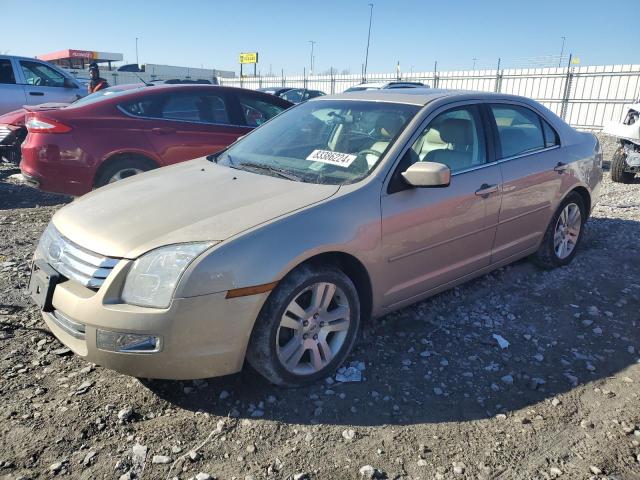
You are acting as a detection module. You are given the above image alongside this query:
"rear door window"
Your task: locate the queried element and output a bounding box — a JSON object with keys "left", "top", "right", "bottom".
{"left": 490, "top": 104, "right": 545, "bottom": 158}
{"left": 120, "top": 97, "right": 159, "bottom": 117}
{"left": 160, "top": 92, "right": 230, "bottom": 124}
{"left": 0, "top": 59, "right": 16, "bottom": 84}
{"left": 281, "top": 89, "right": 303, "bottom": 103}
{"left": 238, "top": 94, "right": 287, "bottom": 126}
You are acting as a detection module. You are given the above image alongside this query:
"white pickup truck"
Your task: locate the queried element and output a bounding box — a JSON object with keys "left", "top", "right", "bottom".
{"left": 0, "top": 54, "right": 85, "bottom": 116}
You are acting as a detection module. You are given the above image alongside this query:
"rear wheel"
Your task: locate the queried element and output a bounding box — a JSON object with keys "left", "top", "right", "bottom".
{"left": 94, "top": 155, "right": 156, "bottom": 188}
{"left": 610, "top": 147, "right": 635, "bottom": 183}
{"left": 246, "top": 265, "right": 360, "bottom": 387}
{"left": 532, "top": 192, "right": 586, "bottom": 269}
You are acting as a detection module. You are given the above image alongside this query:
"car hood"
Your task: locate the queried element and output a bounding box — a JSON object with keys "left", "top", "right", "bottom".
{"left": 52, "top": 158, "right": 340, "bottom": 258}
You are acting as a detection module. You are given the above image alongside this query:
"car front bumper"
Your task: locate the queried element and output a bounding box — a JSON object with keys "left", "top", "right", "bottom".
{"left": 41, "top": 275, "right": 269, "bottom": 379}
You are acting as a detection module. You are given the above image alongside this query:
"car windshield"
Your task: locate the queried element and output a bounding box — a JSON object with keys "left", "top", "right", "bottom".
{"left": 216, "top": 99, "right": 419, "bottom": 185}
{"left": 67, "top": 86, "right": 145, "bottom": 108}
{"left": 280, "top": 89, "right": 304, "bottom": 103}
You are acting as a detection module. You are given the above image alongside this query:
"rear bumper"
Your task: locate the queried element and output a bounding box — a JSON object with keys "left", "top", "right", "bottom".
{"left": 20, "top": 169, "right": 40, "bottom": 188}
{"left": 21, "top": 133, "right": 94, "bottom": 196}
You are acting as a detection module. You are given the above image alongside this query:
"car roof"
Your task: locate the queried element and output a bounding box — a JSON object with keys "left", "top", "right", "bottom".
{"left": 350, "top": 81, "right": 424, "bottom": 88}
{"left": 0, "top": 54, "right": 45, "bottom": 61}
{"left": 71, "top": 83, "right": 294, "bottom": 108}
{"left": 288, "top": 87, "right": 323, "bottom": 92}
{"left": 353, "top": 82, "right": 387, "bottom": 88}
{"left": 100, "top": 83, "right": 291, "bottom": 98}
{"left": 314, "top": 88, "right": 538, "bottom": 107}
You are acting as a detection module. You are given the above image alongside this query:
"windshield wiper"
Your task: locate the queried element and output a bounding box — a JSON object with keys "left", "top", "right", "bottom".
{"left": 208, "top": 151, "right": 235, "bottom": 166}
{"left": 238, "top": 162, "right": 305, "bottom": 182}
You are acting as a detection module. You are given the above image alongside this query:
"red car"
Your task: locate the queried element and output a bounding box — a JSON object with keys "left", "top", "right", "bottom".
{"left": 20, "top": 84, "right": 292, "bottom": 196}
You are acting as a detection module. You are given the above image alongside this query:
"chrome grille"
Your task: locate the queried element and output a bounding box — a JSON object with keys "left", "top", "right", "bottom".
{"left": 0, "top": 126, "right": 11, "bottom": 143}
{"left": 56, "top": 238, "right": 119, "bottom": 288}
{"left": 47, "top": 310, "right": 85, "bottom": 339}
{"left": 37, "top": 224, "right": 120, "bottom": 289}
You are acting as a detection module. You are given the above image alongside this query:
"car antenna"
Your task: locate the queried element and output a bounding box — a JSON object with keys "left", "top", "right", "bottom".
{"left": 137, "top": 76, "right": 152, "bottom": 87}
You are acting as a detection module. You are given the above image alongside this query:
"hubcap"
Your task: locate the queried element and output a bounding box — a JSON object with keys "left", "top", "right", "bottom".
{"left": 276, "top": 282, "right": 351, "bottom": 375}
{"left": 553, "top": 203, "right": 581, "bottom": 259}
{"left": 108, "top": 168, "right": 144, "bottom": 183}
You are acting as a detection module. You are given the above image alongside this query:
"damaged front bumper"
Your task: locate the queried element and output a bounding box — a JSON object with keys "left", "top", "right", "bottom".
{"left": 0, "top": 124, "right": 26, "bottom": 163}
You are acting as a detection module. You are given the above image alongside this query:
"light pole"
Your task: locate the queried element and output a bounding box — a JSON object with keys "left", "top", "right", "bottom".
{"left": 559, "top": 36, "right": 566, "bottom": 67}
{"left": 309, "top": 40, "right": 316, "bottom": 75}
{"left": 135, "top": 37, "right": 139, "bottom": 67}
{"left": 363, "top": 3, "right": 373, "bottom": 80}
{"left": 472, "top": 57, "right": 477, "bottom": 70}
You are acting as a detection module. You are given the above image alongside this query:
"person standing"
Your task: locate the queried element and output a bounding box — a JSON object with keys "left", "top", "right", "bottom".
{"left": 87, "top": 62, "right": 109, "bottom": 93}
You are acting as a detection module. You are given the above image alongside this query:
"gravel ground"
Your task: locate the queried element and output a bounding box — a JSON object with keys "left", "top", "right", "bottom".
{"left": 0, "top": 134, "right": 639, "bottom": 480}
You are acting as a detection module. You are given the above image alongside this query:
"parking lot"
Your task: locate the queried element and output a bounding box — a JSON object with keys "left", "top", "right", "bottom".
{"left": 0, "top": 133, "right": 637, "bottom": 479}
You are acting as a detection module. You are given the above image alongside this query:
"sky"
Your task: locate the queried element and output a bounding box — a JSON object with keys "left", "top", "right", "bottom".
{"left": 2, "top": 0, "right": 639, "bottom": 75}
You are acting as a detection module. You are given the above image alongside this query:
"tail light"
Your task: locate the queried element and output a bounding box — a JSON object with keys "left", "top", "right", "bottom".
{"left": 25, "top": 114, "right": 72, "bottom": 134}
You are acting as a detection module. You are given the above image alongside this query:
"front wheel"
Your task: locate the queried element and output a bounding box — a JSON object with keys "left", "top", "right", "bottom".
{"left": 532, "top": 192, "right": 586, "bottom": 269}
{"left": 246, "top": 265, "right": 360, "bottom": 387}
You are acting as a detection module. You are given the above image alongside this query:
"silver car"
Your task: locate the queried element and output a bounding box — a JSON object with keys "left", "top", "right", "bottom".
{"left": 0, "top": 55, "right": 84, "bottom": 115}
{"left": 30, "top": 89, "right": 603, "bottom": 386}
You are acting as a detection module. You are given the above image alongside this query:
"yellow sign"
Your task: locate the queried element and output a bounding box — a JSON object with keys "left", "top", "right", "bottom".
{"left": 239, "top": 52, "right": 258, "bottom": 64}
{"left": 571, "top": 56, "right": 580, "bottom": 65}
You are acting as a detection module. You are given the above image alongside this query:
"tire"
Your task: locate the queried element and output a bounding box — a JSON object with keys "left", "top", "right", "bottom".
{"left": 246, "top": 264, "right": 361, "bottom": 387}
{"left": 94, "top": 155, "right": 156, "bottom": 188}
{"left": 610, "top": 147, "right": 635, "bottom": 184}
{"left": 532, "top": 192, "right": 587, "bottom": 269}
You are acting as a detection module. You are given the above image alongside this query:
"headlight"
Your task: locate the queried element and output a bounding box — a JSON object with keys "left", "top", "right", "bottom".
{"left": 121, "top": 243, "right": 212, "bottom": 308}
{"left": 36, "top": 223, "right": 63, "bottom": 265}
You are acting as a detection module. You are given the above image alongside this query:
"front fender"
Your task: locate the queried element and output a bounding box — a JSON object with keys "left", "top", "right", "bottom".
{"left": 175, "top": 183, "right": 382, "bottom": 299}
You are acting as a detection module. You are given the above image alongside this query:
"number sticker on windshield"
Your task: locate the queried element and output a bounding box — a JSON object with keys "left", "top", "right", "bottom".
{"left": 306, "top": 149, "right": 357, "bottom": 168}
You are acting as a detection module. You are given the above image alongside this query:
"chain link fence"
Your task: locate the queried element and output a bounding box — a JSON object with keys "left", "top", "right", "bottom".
{"left": 220, "top": 64, "right": 640, "bottom": 130}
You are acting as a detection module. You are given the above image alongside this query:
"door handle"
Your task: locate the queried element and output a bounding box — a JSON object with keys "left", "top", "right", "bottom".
{"left": 151, "top": 127, "right": 176, "bottom": 135}
{"left": 475, "top": 183, "right": 499, "bottom": 198}
{"left": 29, "top": 92, "right": 45, "bottom": 96}
{"left": 554, "top": 162, "right": 569, "bottom": 173}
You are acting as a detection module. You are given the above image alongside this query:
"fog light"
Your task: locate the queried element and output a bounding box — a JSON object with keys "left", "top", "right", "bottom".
{"left": 96, "top": 330, "right": 161, "bottom": 353}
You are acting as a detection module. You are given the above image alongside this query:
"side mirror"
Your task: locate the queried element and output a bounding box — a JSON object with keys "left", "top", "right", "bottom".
{"left": 401, "top": 161, "right": 451, "bottom": 188}
{"left": 63, "top": 77, "right": 78, "bottom": 89}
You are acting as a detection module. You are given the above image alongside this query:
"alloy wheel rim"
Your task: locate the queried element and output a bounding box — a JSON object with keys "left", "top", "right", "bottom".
{"left": 108, "top": 168, "right": 144, "bottom": 183}
{"left": 276, "top": 282, "right": 351, "bottom": 375}
{"left": 554, "top": 203, "right": 581, "bottom": 259}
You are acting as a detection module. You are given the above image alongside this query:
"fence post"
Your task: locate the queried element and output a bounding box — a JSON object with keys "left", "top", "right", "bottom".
{"left": 331, "top": 69, "right": 335, "bottom": 94}
{"left": 560, "top": 54, "right": 574, "bottom": 120}
{"left": 433, "top": 61, "right": 439, "bottom": 89}
{"left": 281, "top": 69, "right": 285, "bottom": 88}
{"left": 494, "top": 58, "right": 502, "bottom": 92}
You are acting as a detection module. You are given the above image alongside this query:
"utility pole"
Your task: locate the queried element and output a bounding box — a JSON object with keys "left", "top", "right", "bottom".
{"left": 363, "top": 3, "right": 373, "bottom": 80}
{"left": 309, "top": 40, "right": 316, "bottom": 75}
{"left": 472, "top": 57, "right": 477, "bottom": 70}
{"left": 559, "top": 36, "right": 566, "bottom": 67}
{"left": 135, "top": 37, "right": 139, "bottom": 67}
